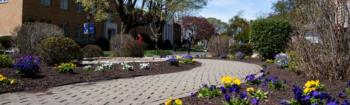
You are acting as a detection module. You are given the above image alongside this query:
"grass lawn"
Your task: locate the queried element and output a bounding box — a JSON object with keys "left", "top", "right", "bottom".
{"left": 144, "top": 50, "right": 173, "bottom": 57}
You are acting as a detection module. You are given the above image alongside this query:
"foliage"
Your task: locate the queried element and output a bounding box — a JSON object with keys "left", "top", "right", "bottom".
{"left": 57, "top": 63, "right": 76, "bottom": 73}
{"left": 197, "top": 85, "right": 221, "bottom": 98}
{"left": 0, "top": 36, "right": 15, "bottom": 49}
{"left": 266, "top": 76, "right": 287, "bottom": 90}
{"left": 208, "top": 35, "right": 229, "bottom": 57}
{"left": 251, "top": 19, "right": 292, "bottom": 59}
{"left": 181, "top": 16, "right": 216, "bottom": 41}
{"left": 95, "top": 62, "right": 113, "bottom": 72}
{"left": 207, "top": 17, "right": 229, "bottom": 34}
{"left": 245, "top": 74, "right": 262, "bottom": 85}
{"left": 83, "top": 65, "right": 93, "bottom": 71}
{"left": 16, "top": 22, "right": 63, "bottom": 55}
{"left": 224, "top": 93, "right": 250, "bottom": 105}
{"left": 164, "top": 97, "right": 183, "bottom": 105}
{"left": 37, "top": 36, "right": 82, "bottom": 65}
{"left": 229, "top": 15, "right": 251, "bottom": 43}
{"left": 77, "top": 0, "right": 207, "bottom": 33}
{"left": 275, "top": 53, "right": 290, "bottom": 68}
{"left": 0, "top": 54, "right": 12, "bottom": 67}
{"left": 110, "top": 35, "right": 144, "bottom": 57}
{"left": 179, "top": 55, "right": 194, "bottom": 64}
{"left": 265, "top": 59, "right": 274, "bottom": 64}
{"left": 166, "top": 57, "right": 179, "bottom": 66}
{"left": 229, "top": 43, "right": 253, "bottom": 56}
{"left": 121, "top": 62, "right": 134, "bottom": 71}
{"left": 290, "top": 0, "right": 350, "bottom": 80}
{"left": 95, "top": 37, "right": 110, "bottom": 51}
{"left": 0, "top": 74, "right": 16, "bottom": 85}
{"left": 139, "top": 63, "right": 150, "bottom": 70}
{"left": 247, "top": 88, "right": 268, "bottom": 100}
{"left": 81, "top": 45, "right": 103, "bottom": 58}
{"left": 14, "top": 56, "right": 40, "bottom": 77}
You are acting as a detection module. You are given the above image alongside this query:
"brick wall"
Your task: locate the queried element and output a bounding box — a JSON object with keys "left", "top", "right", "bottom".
{"left": 0, "top": 0, "right": 23, "bottom": 36}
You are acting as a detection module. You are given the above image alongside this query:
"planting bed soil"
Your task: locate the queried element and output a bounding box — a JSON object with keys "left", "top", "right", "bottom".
{"left": 0, "top": 61, "right": 201, "bottom": 93}
{"left": 181, "top": 59, "right": 347, "bottom": 105}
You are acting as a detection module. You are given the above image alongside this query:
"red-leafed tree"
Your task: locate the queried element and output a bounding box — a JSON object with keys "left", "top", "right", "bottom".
{"left": 181, "top": 16, "right": 215, "bottom": 42}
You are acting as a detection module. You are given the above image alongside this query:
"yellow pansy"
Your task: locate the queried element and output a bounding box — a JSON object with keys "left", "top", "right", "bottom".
{"left": 221, "top": 76, "right": 234, "bottom": 85}
{"left": 246, "top": 87, "right": 255, "bottom": 93}
{"left": 0, "top": 74, "right": 7, "bottom": 81}
{"left": 303, "top": 87, "right": 316, "bottom": 93}
{"left": 176, "top": 56, "right": 182, "bottom": 59}
{"left": 165, "top": 97, "right": 172, "bottom": 105}
{"left": 304, "top": 80, "right": 320, "bottom": 88}
{"left": 10, "top": 79, "right": 16, "bottom": 85}
{"left": 233, "top": 78, "right": 241, "bottom": 85}
{"left": 174, "top": 99, "right": 183, "bottom": 105}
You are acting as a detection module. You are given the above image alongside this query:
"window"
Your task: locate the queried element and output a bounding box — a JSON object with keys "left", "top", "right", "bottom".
{"left": 60, "top": 0, "right": 69, "bottom": 10}
{"left": 0, "top": 0, "right": 8, "bottom": 4}
{"left": 76, "top": 25, "right": 82, "bottom": 39}
{"left": 40, "top": 0, "right": 51, "bottom": 6}
{"left": 76, "top": 3, "right": 83, "bottom": 13}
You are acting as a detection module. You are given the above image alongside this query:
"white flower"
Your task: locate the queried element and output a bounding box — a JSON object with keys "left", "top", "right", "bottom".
{"left": 140, "top": 63, "right": 150, "bottom": 70}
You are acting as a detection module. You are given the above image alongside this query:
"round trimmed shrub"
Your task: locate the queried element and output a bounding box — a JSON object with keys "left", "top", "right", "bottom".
{"left": 251, "top": 19, "right": 292, "bottom": 59}
{"left": 37, "top": 36, "right": 82, "bottom": 65}
{"left": 81, "top": 45, "right": 103, "bottom": 58}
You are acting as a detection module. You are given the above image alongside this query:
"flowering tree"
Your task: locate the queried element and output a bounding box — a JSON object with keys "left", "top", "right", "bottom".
{"left": 181, "top": 16, "right": 215, "bottom": 42}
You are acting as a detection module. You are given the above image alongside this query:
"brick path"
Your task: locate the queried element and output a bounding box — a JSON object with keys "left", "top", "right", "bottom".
{"left": 0, "top": 59, "right": 261, "bottom": 105}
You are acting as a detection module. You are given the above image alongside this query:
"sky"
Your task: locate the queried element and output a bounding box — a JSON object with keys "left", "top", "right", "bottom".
{"left": 198, "top": 0, "right": 278, "bottom": 23}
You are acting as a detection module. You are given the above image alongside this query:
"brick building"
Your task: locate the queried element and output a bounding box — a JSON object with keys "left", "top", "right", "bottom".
{"left": 0, "top": 0, "right": 181, "bottom": 46}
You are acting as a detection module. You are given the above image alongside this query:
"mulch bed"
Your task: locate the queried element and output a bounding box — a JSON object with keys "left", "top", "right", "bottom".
{"left": 0, "top": 61, "right": 201, "bottom": 94}
{"left": 181, "top": 59, "right": 347, "bottom": 105}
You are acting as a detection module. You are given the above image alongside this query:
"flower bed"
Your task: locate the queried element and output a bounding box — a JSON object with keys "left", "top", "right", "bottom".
{"left": 0, "top": 61, "right": 201, "bottom": 93}
{"left": 179, "top": 59, "right": 349, "bottom": 105}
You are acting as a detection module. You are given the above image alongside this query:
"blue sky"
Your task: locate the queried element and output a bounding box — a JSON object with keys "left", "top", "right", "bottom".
{"left": 198, "top": 0, "right": 278, "bottom": 22}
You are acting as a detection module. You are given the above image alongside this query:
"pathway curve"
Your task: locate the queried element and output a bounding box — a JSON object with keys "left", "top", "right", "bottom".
{"left": 0, "top": 59, "right": 261, "bottom": 105}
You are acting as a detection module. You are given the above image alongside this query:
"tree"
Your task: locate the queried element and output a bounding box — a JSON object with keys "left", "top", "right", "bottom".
{"left": 291, "top": 0, "right": 350, "bottom": 80}
{"left": 76, "top": 0, "right": 208, "bottom": 34}
{"left": 269, "top": 0, "right": 294, "bottom": 20}
{"left": 229, "top": 15, "right": 251, "bottom": 43}
{"left": 206, "top": 17, "right": 229, "bottom": 34}
{"left": 181, "top": 16, "right": 215, "bottom": 42}
{"left": 147, "top": 0, "right": 208, "bottom": 49}
{"left": 251, "top": 19, "right": 292, "bottom": 59}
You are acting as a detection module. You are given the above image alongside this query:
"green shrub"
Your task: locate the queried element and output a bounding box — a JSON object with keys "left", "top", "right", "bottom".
{"left": 229, "top": 43, "right": 253, "bottom": 56}
{"left": 37, "top": 36, "right": 82, "bottom": 65}
{"left": 0, "top": 36, "right": 15, "bottom": 49}
{"left": 110, "top": 35, "right": 144, "bottom": 57}
{"left": 0, "top": 54, "right": 12, "bottom": 67}
{"left": 57, "top": 62, "right": 76, "bottom": 73}
{"left": 81, "top": 45, "right": 103, "bottom": 58}
{"left": 251, "top": 19, "right": 292, "bottom": 59}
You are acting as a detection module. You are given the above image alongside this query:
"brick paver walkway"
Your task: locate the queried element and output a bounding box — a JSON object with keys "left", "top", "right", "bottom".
{"left": 0, "top": 59, "right": 261, "bottom": 105}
